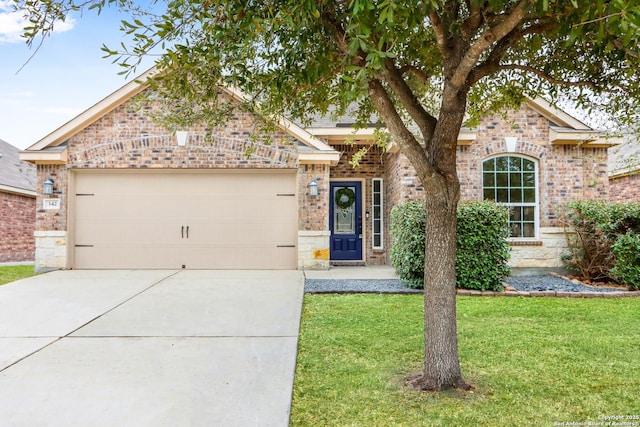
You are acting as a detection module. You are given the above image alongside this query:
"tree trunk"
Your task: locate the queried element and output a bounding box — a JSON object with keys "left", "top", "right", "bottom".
{"left": 408, "top": 91, "right": 470, "bottom": 391}
{"left": 425, "top": 188, "right": 467, "bottom": 390}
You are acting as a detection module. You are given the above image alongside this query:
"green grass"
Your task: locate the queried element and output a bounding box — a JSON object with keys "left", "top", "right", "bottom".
{"left": 0, "top": 265, "right": 36, "bottom": 286}
{"left": 291, "top": 295, "right": 640, "bottom": 426}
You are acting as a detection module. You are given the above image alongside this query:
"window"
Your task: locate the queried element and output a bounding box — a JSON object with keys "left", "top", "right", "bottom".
{"left": 482, "top": 156, "right": 538, "bottom": 239}
{"left": 372, "top": 178, "right": 384, "bottom": 249}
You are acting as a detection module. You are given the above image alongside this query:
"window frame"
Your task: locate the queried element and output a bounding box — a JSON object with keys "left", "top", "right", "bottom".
{"left": 371, "top": 178, "right": 384, "bottom": 250}
{"left": 481, "top": 154, "right": 540, "bottom": 241}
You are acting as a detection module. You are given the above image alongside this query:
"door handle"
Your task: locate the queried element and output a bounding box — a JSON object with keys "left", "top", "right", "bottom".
{"left": 186, "top": 226, "right": 189, "bottom": 239}
{"left": 181, "top": 226, "right": 184, "bottom": 239}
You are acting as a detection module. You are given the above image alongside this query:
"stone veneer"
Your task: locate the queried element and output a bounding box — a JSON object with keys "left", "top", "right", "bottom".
{"left": 0, "top": 191, "right": 36, "bottom": 263}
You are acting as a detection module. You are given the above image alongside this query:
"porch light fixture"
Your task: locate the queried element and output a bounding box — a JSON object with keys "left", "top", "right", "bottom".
{"left": 505, "top": 136, "right": 518, "bottom": 153}
{"left": 43, "top": 178, "right": 54, "bottom": 195}
{"left": 175, "top": 130, "right": 189, "bottom": 146}
{"left": 309, "top": 180, "right": 318, "bottom": 196}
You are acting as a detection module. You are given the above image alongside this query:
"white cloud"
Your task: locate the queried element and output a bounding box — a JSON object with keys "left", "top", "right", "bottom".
{"left": 0, "top": 1, "right": 75, "bottom": 44}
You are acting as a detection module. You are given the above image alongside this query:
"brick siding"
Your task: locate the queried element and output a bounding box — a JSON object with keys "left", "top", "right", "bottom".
{"left": 36, "top": 164, "right": 67, "bottom": 233}
{"left": 0, "top": 191, "right": 35, "bottom": 262}
{"left": 299, "top": 163, "right": 330, "bottom": 231}
{"left": 609, "top": 174, "right": 640, "bottom": 202}
{"left": 36, "top": 89, "right": 299, "bottom": 235}
{"left": 66, "top": 90, "right": 297, "bottom": 170}
{"left": 385, "top": 104, "right": 609, "bottom": 229}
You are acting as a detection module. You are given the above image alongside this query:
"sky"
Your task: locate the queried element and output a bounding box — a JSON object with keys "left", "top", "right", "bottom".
{"left": 0, "top": 1, "right": 155, "bottom": 149}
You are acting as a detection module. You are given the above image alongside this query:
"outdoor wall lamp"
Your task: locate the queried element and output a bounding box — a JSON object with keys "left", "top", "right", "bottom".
{"left": 505, "top": 136, "right": 518, "bottom": 153}
{"left": 175, "top": 130, "right": 189, "bottom": 146}
{"left": 43, "top": 178, "right": 54, "bottom": 195}
{"left": 309, "top": 180, "right": 318, "bottom": 196}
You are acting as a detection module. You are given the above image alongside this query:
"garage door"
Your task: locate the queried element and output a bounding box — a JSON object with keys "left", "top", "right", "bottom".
{"left": 72, "top": 170, "right": 297, "bottom": 269}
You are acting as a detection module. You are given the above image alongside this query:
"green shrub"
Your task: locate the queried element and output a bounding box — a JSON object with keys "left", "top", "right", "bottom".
{"left": 389, "top": 201, "right": 425, "bottom": 289}
{"left": 456, "top": 201, "right": 511, "bottom": 291}
{"left": 562, "top": 201, "right": 640, "bottom": 282}
{"left": 390, "top": 200, "right": 511, "bottom": 291}
{"left": 610, "top": 233, "right": 640, "bottom": 290}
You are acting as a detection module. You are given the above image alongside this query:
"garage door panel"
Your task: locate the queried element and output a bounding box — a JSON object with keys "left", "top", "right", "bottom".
{"left": 73, "top": 171, "right": 297, "bottom": 269}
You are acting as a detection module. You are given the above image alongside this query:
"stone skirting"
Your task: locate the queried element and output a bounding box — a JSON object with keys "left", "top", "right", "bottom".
{"left": 34, "top": 230, "right": 67, "bottom": 273}
{"left": 508, "top": 227, "right": 567, "bottom": 269}
{"left": 298, "top": 230, "right": 330, "bottom": 270}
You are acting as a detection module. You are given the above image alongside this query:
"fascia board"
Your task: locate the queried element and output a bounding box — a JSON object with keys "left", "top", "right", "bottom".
{"left": 20, "top": 149, "right": 68, "bottom": 164}
{"left": 526, "top": 98, "right": 591, "bottom": 130}
{"left": 299, "top": 151, "right": 341, "bottom": 165}
{"left": 0, "top": 184, "right": 36, "bottom": 197}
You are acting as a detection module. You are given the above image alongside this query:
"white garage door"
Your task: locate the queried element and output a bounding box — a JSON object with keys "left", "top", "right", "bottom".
{"left": 72, "top": 170, "right": 298, "bottom": 269}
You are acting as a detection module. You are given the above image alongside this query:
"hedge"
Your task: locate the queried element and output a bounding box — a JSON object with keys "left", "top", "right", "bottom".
{"left": 390, "top": 200, "right": 511, "bottom": 291}
{"left": 562, "top": 200, "right": 640, "bottom": 289}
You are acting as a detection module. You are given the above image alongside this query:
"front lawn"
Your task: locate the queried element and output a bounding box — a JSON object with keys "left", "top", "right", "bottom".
{"left": 291, "top": 295, "right": 640, "bottom": 426}
{"left": 0, "top": 265, "right": 35, "bottom": 286}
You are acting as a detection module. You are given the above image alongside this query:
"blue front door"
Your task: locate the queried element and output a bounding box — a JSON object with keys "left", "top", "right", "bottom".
{"left": 330, "top": 181, "right": 363, "bottom": 261}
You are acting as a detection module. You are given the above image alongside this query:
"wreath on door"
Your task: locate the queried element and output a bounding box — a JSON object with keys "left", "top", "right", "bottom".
{"left": 335, "top": 187, "right": 356, "bottom": 209}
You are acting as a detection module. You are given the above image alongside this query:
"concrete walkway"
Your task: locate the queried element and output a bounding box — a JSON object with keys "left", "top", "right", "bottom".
{"left": 303, "top": 265, "right": 399, "bottom": 280}
{"left": 0, "top": 269, "right": 304, "bottom": 427}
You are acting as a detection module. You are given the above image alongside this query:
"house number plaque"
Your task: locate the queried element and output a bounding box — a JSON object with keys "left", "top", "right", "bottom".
{"left": 43, "top": 199, "right": 61, "bottom": 210}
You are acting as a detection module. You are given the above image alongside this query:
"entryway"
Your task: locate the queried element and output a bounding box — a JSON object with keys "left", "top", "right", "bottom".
{"left": 329, "top": 181, "right": 363, "bottom": 261}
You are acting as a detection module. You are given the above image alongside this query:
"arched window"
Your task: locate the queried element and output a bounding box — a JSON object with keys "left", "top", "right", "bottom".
{"left": 482, "top": 155, "right": 538, "bottom": 239}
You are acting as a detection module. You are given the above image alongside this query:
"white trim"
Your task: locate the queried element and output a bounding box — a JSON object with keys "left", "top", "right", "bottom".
{"left": 482, "top": 154, "right": 540, "bottom": 241}
{"left": 299, "top": 151, "right": 341, "bottom": 165}
{"left": 0, "top": 184, "right": 36, "bottom": 197}
{"left": 20, "top": 148, "right": 68, "bottom": 164}
{"left": 525, "top": 98, "right": 592, "bottom": 130}
{"left": 371, "top": 178, "right": 384, "bottom": 250}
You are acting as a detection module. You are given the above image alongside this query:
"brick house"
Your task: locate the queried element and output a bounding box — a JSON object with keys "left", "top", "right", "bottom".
{"left": 0, "top": 139, "right": 36, "bottom": 264}
{"left": 21, "top": 69, "right": 614, "bottom": 272}
{"left": 608, "top": 138, "right": 640, "bottom": 202}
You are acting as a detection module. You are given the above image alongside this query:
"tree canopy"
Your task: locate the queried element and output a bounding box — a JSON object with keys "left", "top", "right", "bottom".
{"left": 15, "top": 0, "right": 640, "bottom": 391}
{"left": 18, "top": 1, "right": 640, "bottom": 130}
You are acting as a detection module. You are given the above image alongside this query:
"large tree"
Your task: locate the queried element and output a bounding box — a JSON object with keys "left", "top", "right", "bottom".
{"left": 17, "top": 0, "right": 640, "bottom": 390}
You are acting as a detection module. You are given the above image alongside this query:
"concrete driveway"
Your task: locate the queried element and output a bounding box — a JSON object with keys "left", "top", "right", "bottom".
{"left": 0, "top": 269, "right": 304, "bottom": 427}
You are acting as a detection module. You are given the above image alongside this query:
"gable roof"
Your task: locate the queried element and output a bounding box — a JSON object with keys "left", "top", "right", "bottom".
{"left": 0, "top": 139, "right": 36, "bottom": 197}
{"left": 609, "top": 136, "right": 640, "bottom": 178}
{"left": 21, "top": 67, "right": 339, "bottom": 165}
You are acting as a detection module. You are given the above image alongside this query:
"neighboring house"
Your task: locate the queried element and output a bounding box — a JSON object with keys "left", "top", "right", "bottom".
{"left": 608, "top": 137, "right": 640, "bottom": 202}
{"left": 21, "top": 69, "right": 615, "bottom": 272}
{"left": 0, "top": 139, "right": 36, "bottom": 263}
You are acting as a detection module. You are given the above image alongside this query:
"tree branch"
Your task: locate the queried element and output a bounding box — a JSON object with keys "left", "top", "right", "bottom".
{"left": 430, "top": 9, "right": 450, "bottom": 63}
{"left": 367, "top": 79, "right": 432, "bottom": 178}
{"left": 398, "top": 65, "right": 431, "bottom": 85}
{"left": 381, "top": 59, "right": 437, "bottom": 145}
{"left": 461, "top": 2, "right": 484, "bottom": 41}
{"left": 449, "top": 0, "right": 529, "bottom": 91}
{"left": 472, "top": 63, "right": 599, "bottom": 89}
{"left": 467, "top": 19, "right": 558, "bottom": 85}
